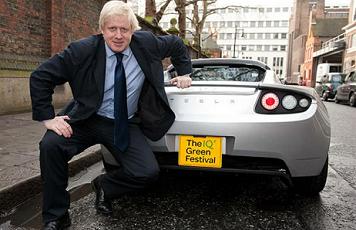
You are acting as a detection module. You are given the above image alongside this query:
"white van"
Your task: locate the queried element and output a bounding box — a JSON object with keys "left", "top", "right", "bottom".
{"left": 316, "top": 63, "right": 342, "bottom": 82}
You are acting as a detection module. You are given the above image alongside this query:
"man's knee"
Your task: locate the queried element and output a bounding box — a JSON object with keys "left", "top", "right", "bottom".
{"left": 133, "top": 164, "right": 160, "bottom": 182}
{"left": 39, "top": 132, "right": 66, "bottom": 161}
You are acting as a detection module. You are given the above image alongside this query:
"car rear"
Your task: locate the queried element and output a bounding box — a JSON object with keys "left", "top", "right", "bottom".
{"left": 150, "top": 59, "right": 330, "bottom": 183}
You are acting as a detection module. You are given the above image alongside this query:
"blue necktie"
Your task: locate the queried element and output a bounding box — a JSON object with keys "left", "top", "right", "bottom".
{"left": 114, "top": 53, "right": 129, "bottom": 152}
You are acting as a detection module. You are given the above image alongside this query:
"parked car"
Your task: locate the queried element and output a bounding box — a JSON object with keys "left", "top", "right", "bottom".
{"left": 102, "top": 58, "right": 330, "bottom": 195}
{"left": 315, "top": 72, "right": 346, "bottom": 101}
{"left": 335, "top": 71, "right": 356, "bottom": 107}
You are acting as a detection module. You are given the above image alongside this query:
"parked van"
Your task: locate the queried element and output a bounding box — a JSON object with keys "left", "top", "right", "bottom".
{"left": 315, "top": 63, "right": 342, "bottom": 82}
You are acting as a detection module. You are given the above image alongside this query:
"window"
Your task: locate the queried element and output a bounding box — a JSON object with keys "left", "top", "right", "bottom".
{"left": 281, "top": 33, "right": 287, "bottom": 39}
{"left": 220, "top": 21, "right": 225, "bottom": 27}
{"left": 275, "top": 8, "right": 281, "bottom": 12}
{"left": 226, "top": 33, "right": 233, "bottom": 39}
{"left": 274, "top": 21, "right": 280, "bottom": 27}
{"left": 248, "top": 45, "right": 254, "bottom": 51}
{"left": 226, "top": 45, "right": 232, "bottom": 50}
{"left": 280, "top": 45, "right": 286, "bottom": 51}
{"left": 219, "top": 33, "right": 225, "bottom": 39}
{"left": 227, "top": 21, "right": 233, "bottom": 27}
{"left": 281, "top": 20, "right": 288, "bottom": 27}
{"left": 249, "top": 33, "right": 255, "bottom": 39}
{"left": 242, "top": 21, "right": 249, "bottom": 27}
{"left": 243, "top": 8, "right": 249, "bottom": 13}
{"left": 351, "top": 34, "right": 356, "bottom": 48}
{"left": 257, "top": 45, "right": 262, "bottom": 51}
{"left": 235, "top": 21, "right": 240, "bottom": 27}
{"left": 257, "top": 57, "right": 268, "bottom": 64}
{"left": 259, "top": 8, "right": 264, "bottom": 13}
{"left": 272, "top": 45, "right": 278, "bottom": 51}
{"left": 257, "top": 33, "right": 263, "bottom": 39}
{"left": 250, "top": 21, "right": 256, "bottom": 27}
{"left": 220, "top": 9, "right": 226, "bottom": 14}
{"left": 264, "top": 45, "right": 270, "bottom": 51}
{"left": 190, "top": 66, "right": 264, "bottom": 82}
{"left": 213, "top": 22, "right": 218, "bottom": 27}
{"left": 266, "top": 21, "right": 272, "bottom": 27}
{"left": 273, "top": 33, "right": 279, "bottom": 39}
{"left": 241, "top": 45, "right": 247, "bottom": 51}
{"left": 282, "top": 7, "right": 289, "bottom": 12}
{"left": 265, "top": 33, "right": 271, "bottom": 39}
{"left": 258, "top": 21, "right": 264, "bottom": 27}
{"left": 273, "top": 57, "right": 277, "bottom": 66}
{"left": 228, "top": 9, "right": 234, "bottom": 13}
{"left": 267, "top": 8, "right": 272, "bottom": 12}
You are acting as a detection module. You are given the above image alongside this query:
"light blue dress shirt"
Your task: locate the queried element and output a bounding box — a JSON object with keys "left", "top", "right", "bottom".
{"left": 97, "top": 43, "right": 145, "bottom": 119}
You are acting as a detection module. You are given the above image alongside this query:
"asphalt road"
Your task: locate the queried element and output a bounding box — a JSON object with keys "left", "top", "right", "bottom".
{"left": 1, "top": 102, "right": 356, "bottom": 230}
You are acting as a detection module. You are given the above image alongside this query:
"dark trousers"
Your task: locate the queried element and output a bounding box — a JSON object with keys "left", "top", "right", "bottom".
{"left": 39, "top": 114, "right": 159, "bottom": 223}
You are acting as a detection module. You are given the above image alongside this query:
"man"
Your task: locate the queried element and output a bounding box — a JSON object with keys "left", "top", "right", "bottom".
{"left": 30, "top": 1, "right": 192, "bottom": 229}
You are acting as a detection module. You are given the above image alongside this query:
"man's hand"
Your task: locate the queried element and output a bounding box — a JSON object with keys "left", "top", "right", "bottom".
{"left": 43, "top": 116, "right": 73, "bottom": 138}
{"left": 169, "top": 74, "right": 192, "bottom": 89}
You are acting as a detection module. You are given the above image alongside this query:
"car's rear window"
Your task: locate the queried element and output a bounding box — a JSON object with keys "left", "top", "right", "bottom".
{"left": 330, "top": 74, "right": 345, "bottom": 83}
{"left": 190, "top": 65, "right": 264, "bottom": 82}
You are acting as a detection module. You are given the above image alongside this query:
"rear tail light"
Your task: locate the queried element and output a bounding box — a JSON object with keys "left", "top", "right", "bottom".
{"left": 281, "top": 95, "right": 297, "bottom": 110}
{"left": 298, "top": 98, "right": 309, "bottom": 108}
{"left": 261, "top": 93, "right": 279, "bottom": 110}
{"left": 256, "top": 90, "right": 312, "bottom": 114}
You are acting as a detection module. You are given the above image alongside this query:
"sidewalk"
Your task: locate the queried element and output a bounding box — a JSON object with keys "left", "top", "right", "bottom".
{"left": 0, "top": 111, "right": 101, "bottom": 211}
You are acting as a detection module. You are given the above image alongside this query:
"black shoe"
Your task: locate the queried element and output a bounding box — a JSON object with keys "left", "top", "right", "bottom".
{"left": 91, "top": 175, "right": 113, "bottom": 215}
{"left": 43, "top": 212, "right": 71, "bottom": 230}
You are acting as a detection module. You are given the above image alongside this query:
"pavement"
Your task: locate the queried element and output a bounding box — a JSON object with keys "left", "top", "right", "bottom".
{"left": 0, "top": 111, "right": 102, "bottom": 212}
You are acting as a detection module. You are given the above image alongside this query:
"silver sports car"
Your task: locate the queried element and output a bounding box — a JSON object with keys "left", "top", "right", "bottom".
{"left": 102, "top": 58, "right": 330, "bottom": 195}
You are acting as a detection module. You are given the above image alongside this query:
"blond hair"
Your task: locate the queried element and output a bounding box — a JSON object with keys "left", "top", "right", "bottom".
{"left": 99, "top": 0, "right": 140, "bottom": 31}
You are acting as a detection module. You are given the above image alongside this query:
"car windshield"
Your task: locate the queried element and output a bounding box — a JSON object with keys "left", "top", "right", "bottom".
{"left": 330, "top": 74, "right": 345, "bottom": 83}
{"left": 189, "top": 65, "right": 264, "bottom": 82}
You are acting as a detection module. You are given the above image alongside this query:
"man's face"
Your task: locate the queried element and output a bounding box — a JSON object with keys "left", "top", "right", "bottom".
{"left": 102, "top": 15, "right": 133, "bottom": 53}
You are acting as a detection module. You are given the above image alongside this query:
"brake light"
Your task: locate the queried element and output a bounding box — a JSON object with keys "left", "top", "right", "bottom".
{"left": 261, "top": 93, "right": 279, "bottom": 110}
{"left": 256, "top": 89, "right": 312, "bottom": 114}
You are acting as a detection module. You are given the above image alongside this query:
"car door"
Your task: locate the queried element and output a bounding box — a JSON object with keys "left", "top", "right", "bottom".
{"left": 338, "top": 72, "right": 353, "bottom": 100}
{"left": 349, "top": 72, "right": 356, "bottom": 95}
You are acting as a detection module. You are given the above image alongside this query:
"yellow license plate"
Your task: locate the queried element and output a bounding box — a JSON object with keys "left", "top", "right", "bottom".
{"left": 178, "top": 135, "right": 222, "bottom": 168}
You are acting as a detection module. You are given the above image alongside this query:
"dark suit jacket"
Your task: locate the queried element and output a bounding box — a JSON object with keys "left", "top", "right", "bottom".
{"left": 30, "top": 31, "right": 192, "bottom": 141}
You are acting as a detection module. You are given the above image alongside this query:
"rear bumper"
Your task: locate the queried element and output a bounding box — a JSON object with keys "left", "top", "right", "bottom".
{"left": 148, "top": 105, "right": 330, "bottom": 178}
{"left": 102, "top": 104, "right": 330, "bottom": 178}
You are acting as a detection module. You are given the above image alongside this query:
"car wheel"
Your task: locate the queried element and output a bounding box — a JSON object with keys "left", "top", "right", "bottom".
{"left": 292, "top": 157, "right": 328, "bottom": 196}
{"left": 349, "top": 93, "right": 356, "bottom": 107}
{"left": 334, "top": 96, "right": 340, "bottom": 104}
{"left": 322, "top": 92, "right": 328, "bottom": 101}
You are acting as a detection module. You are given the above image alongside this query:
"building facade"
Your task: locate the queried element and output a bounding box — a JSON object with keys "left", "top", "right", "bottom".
{"left": 158, "top": 0, "right": 293, "bottom": 80}
{"left": 343, "top": 0, "right": 356, "bottom": 74}
{"left": 286, "top": 0, "right": 350, "bottom": 83}
{"left": 303, "top": 9, "right": 348, "bottom": 86}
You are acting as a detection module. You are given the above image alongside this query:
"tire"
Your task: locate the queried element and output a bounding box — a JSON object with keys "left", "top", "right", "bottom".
{"left": 334, "top": 96, "right": 340, "bottom": 104}
{"left": 292, "top": 157, "right": 328, "bottom": 196}
{"left": 349, "top": 93, "right": 356, "bottom": 107}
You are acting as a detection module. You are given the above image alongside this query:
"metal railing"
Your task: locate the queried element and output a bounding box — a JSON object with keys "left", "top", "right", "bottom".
{"left": 313, "top": 33, "right": 346, "bottom": 57}
{"left": 320, "top": 33, "right": 346, "bottom": 49}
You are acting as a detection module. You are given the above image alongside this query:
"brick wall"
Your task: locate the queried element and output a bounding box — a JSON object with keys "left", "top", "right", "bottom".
{"left": 0, "top": 0, "right": 198, "bottom": 115}
{"left": 0, "top": 0, "right": 105, "bottom": 114}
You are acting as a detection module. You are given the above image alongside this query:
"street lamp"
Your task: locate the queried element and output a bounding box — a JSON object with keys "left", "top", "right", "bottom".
{"left": 233, "top": 27, "right": 244, "bottom": 58}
